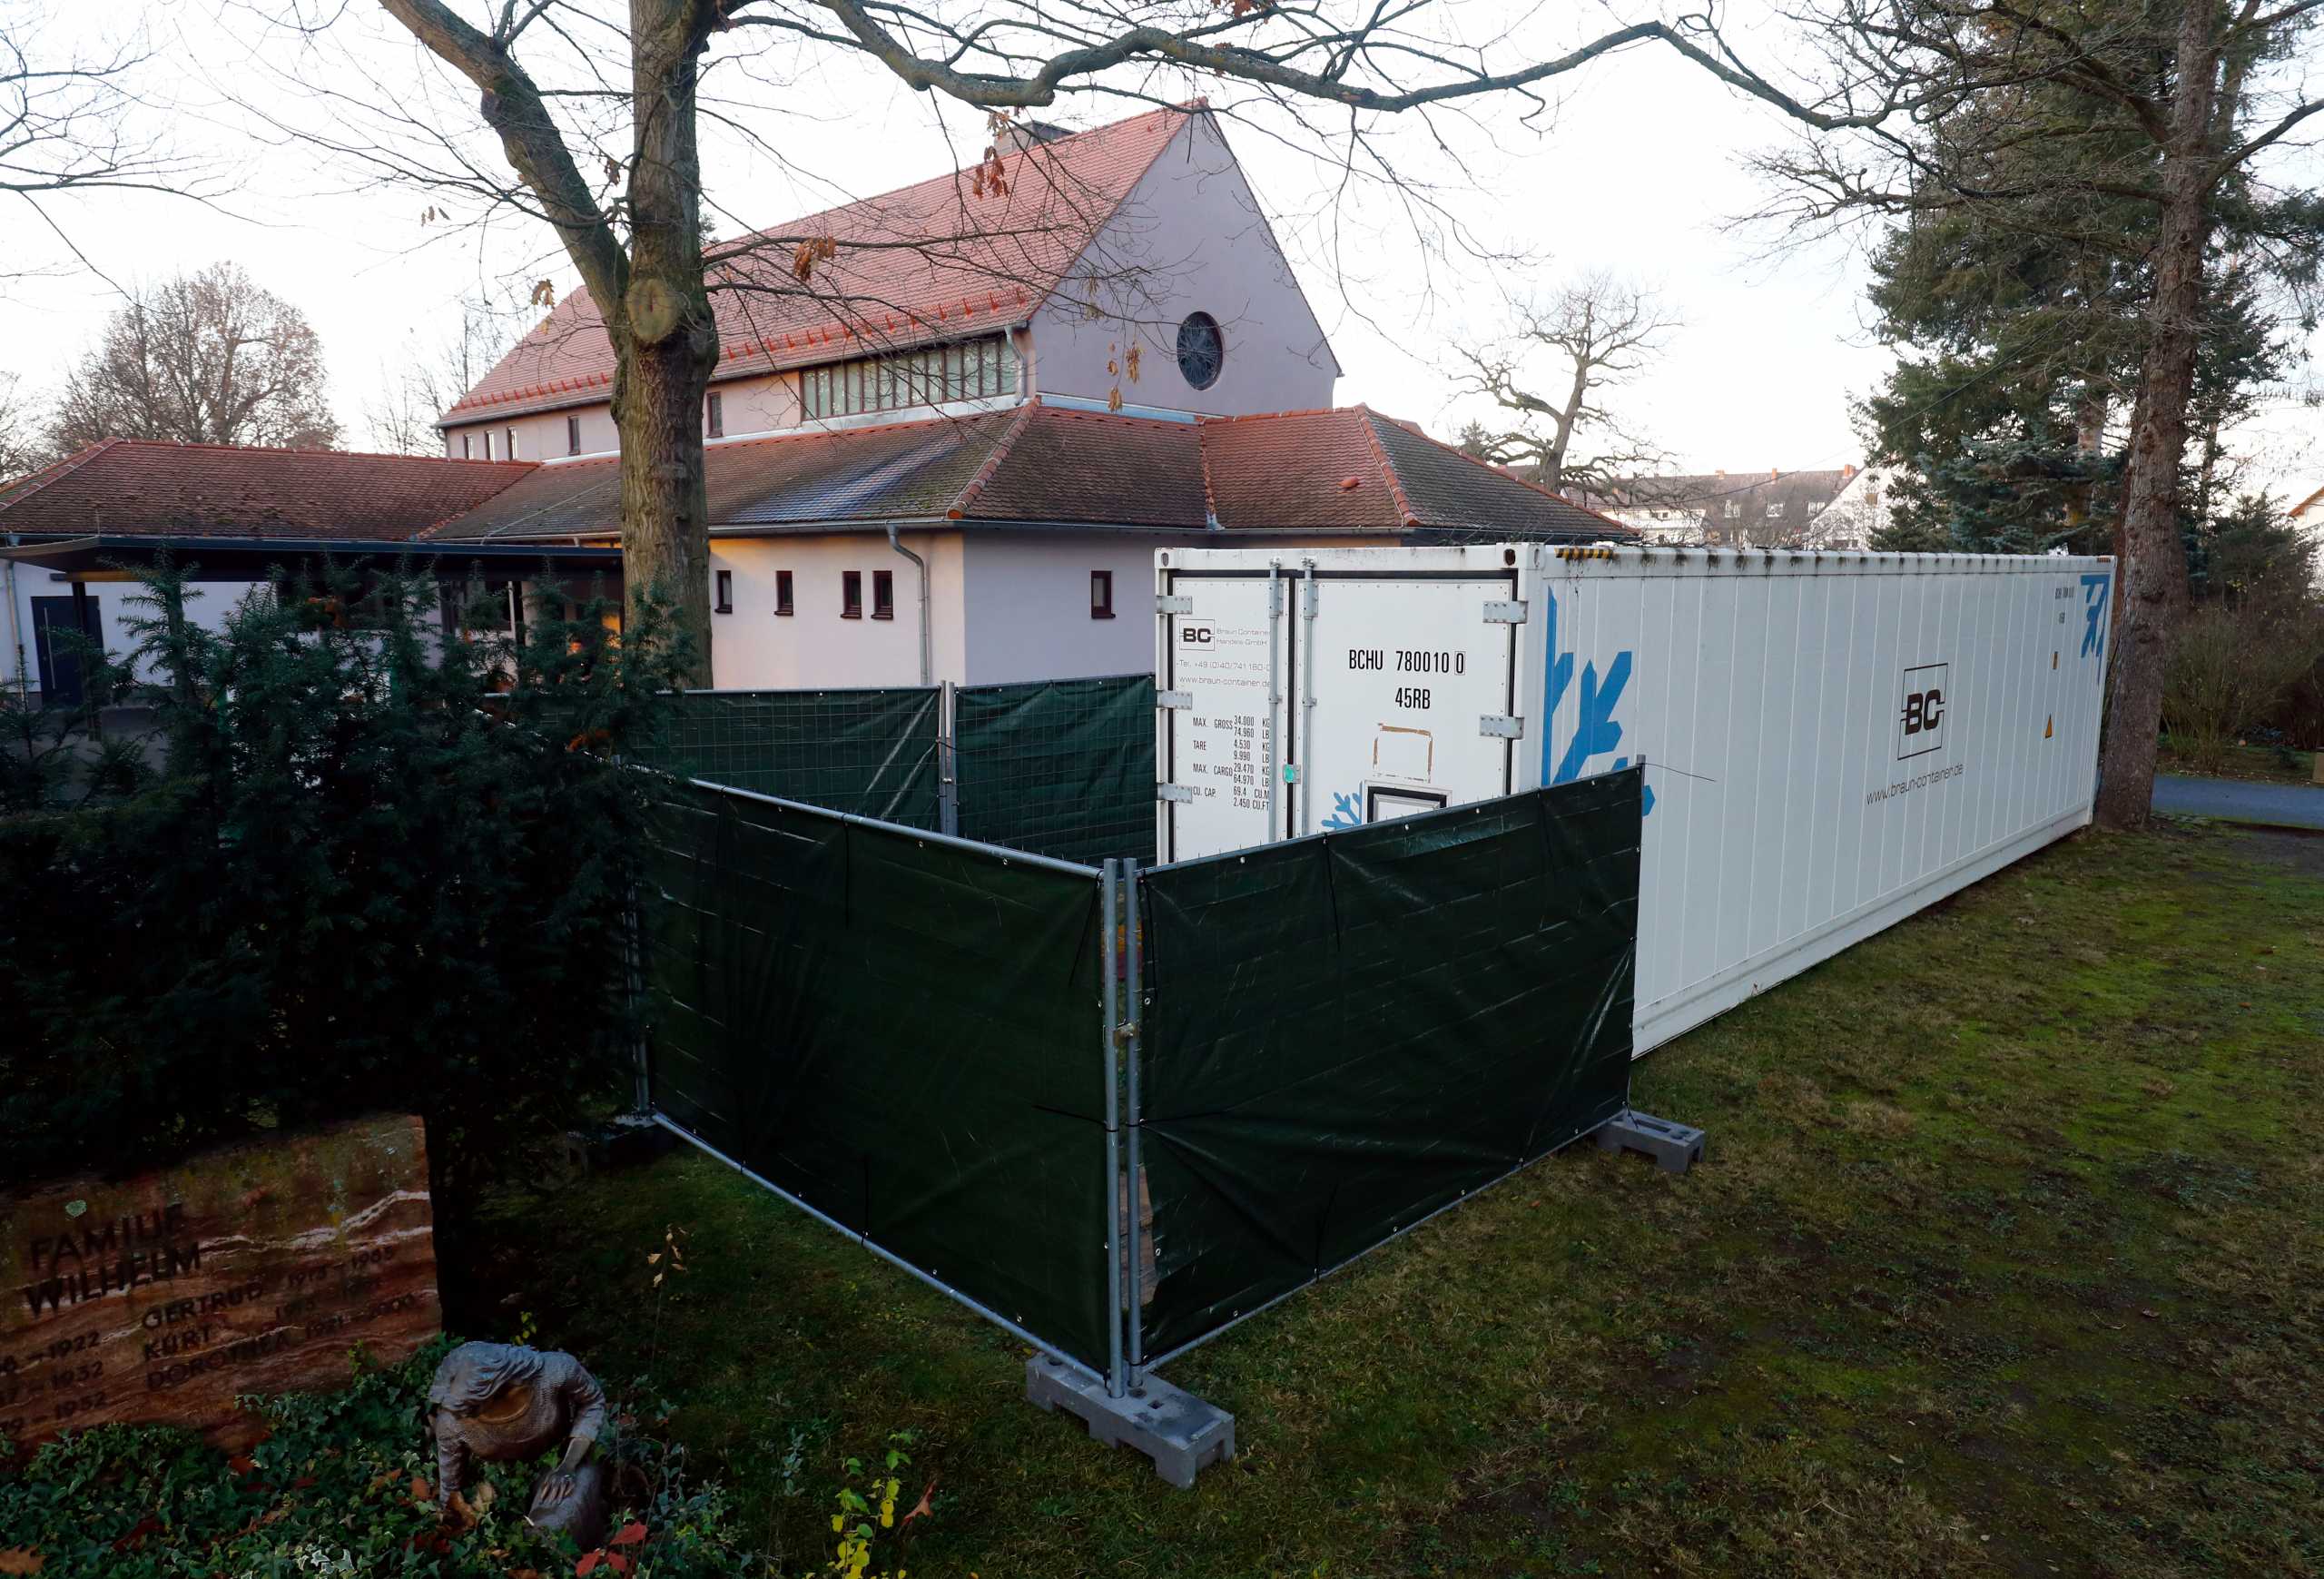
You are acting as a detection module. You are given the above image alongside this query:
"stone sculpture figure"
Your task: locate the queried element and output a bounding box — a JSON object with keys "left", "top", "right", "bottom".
{"left": 427, "top": 1341, "right": 610, "bottom": 1549}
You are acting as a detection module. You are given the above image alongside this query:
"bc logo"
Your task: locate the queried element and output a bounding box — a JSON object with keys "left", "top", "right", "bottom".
{"left": 1541, "top": 589, "right": 1653, "bottom": 814}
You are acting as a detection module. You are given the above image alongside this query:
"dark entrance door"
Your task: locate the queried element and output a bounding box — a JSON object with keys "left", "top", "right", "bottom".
{"left": 31, "top": 595, "right": 103, "bottom": 706}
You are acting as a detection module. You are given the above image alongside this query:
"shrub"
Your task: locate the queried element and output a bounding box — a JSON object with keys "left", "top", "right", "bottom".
{"left": 2161, "top": 601, "right": 2324, "bottom": 772}
{"left": 0, "top": 1336, "right": 763, "bottom": 1578}
{"left": 0, "top": 563, "right": 689, "bottom": 1244}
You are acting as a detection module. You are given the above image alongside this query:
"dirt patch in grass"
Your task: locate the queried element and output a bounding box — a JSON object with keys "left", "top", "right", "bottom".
{"left": 479, "top": 823, "right": 2324, "bottom": 1577}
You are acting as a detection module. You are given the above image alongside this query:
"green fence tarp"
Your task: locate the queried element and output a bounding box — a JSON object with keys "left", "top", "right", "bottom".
{"left": 644, "top": 779, "right": 1112, "bottom": 1370}
{"left": 954, "top": 675, "right": 1154, "bottom": 866}
{"left": 1133, "top": 769, "right": 1643, "bottom": 1358}
{"left": 646, "top": 689, "right": 941, "bottom": 826}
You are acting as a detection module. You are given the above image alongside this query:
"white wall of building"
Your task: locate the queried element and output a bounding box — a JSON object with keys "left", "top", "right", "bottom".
{"left": 1026, "top": 115, "right": 1338, "bottom": 419}
{"left": 705, "top": 533, "right": 964, "bottom": 691}
{"left": 959, "top": 532, "right": 1178, "bottom": 683}
{"left": 4, "top": 566, "right": 257, "bottom": 703}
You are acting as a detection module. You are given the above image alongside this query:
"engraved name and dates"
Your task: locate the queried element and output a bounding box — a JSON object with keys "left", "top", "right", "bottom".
{"left": 1, "top": 1113, "right": 439, "bottom": 1450}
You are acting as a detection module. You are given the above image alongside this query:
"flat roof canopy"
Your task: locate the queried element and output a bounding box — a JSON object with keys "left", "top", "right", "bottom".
{"left": 2, "top": 535, "right": 623, "bottom": 581}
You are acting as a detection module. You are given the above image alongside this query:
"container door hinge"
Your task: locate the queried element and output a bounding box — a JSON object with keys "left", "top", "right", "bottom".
{"left": 1156, "top": 595, "right": 1194, "bottom": 616}
{"left": 1157, "top": 690, "right": 1193, "bottom": 709}
{"left": 1157, "top": 785, "right": 1196, "bottom": 803}
{"left": 1479, "top": 715, "right": 1525, "bottom": 739}
{"left": 1482, "top": 600, "right": 1528, "bottom": 624}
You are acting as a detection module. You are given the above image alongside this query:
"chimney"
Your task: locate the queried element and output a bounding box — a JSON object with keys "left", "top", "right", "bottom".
{"left": 1714, "top": 469, "right": 1725, "bottom": 479}
{"left": 1842, "top": 463, "right": 1856, "bottom": 480}
{"left": 1769, "top": 467, "right": 1779, "bottom": 479}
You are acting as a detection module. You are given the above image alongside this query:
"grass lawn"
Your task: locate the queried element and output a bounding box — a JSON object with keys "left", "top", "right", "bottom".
{"left": 2157, "top": 737, "right": 2318, "bottom": 785}
{"left": 478, "top": 824, "right": 2324, "bottom": 1578}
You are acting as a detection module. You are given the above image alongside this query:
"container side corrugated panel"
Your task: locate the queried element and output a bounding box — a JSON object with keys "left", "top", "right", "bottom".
{"left": 1154, "top": 544, "right": 2112, "bottom": 1059}
{"left": 1531, "top": 550, "right": 2109, "bottom": 1052}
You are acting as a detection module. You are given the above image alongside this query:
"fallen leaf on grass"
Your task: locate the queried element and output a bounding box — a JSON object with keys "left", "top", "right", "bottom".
{"left": 0, "top": 1549, "right": 44, "bottom": 1574}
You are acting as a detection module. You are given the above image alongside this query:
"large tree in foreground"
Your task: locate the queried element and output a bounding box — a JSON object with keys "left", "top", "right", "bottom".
{"left": 1761, "top": 0, "right": 2324, "bottom": 827}
{"left": 50, "top": 262, "right": 342, "bottom": 452}
{"left": 298, "top": 0, "right": 1894, "bottom": 686}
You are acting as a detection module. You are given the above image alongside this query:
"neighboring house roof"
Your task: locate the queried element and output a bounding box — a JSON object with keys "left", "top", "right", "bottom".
{"left": 426, "top": 400, "right": 1636, "bottom": 542}
{"left": 2287, "top": 484, "right": 2324, "bottom": 521}
{"left": 442, "top": 105, "right": 1194, "bottom": 428}
{"left": 1567, "top": 468, "right": 1858, "bottom": 542}
{"left": 0, "top": 439, "right": 537, "bottom": 540}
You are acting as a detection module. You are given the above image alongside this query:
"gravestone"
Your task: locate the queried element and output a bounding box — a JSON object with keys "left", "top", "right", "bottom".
{"left": 2, "top": 1112, "right": 439, "bottom": 1452}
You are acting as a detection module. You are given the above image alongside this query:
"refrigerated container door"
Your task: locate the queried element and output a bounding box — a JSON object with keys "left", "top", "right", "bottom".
{"left": 1295, "top": 569, "right": 1523, "bottom": 838}
{"left": 1157, "top": 569, "right": 1290, "bottom": 862}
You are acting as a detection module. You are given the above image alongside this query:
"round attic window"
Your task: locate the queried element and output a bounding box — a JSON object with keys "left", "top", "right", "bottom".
{"left": 1176, "top": 312, "right": 1224, "bottom": 390}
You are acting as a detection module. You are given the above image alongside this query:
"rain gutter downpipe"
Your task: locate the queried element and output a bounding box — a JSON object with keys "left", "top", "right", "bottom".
{"left": 886, "top": 525, "right": 932, "bottom": 686}
{"left": 3, "top": 539, "right": 23, "bottom": 700}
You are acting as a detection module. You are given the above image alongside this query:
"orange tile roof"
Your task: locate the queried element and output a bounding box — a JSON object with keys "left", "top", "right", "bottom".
{"left": 424, "top": 400, "right": 1633, "bottom": 542}
{"left": 0, "top": 439, "right": 537, "bottom": 539}
{"left": 442, "top": 106, "right": 1194, "bottom": 426}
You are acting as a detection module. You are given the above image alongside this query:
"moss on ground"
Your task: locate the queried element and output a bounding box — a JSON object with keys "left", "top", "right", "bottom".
{"left": 478, "top": 824, "right": 2324, "bottom": 1577}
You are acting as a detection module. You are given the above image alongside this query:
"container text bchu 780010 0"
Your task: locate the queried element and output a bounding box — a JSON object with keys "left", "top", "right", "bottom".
{"left": 1154, "top": 543, "right": 2113, "bottom": 1054}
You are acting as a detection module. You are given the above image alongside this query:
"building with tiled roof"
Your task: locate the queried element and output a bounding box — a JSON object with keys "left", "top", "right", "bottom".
{"left": 416, "top": 400, "right": 1625, "bottom": 687}
{"left": 5, "top": 104, "right": 1630, "bottom": 702}
{"left": 1562, "top": 466, "right": 1889, "bottom": 548}
{"left": 0, "top": 439, "right": 577, "bottom": 704}
{"left": 416, "top": 102, "right": 1625, "bottom": 691}
{"left": 439, "top": 104, "right": 1344, "bottom": 463}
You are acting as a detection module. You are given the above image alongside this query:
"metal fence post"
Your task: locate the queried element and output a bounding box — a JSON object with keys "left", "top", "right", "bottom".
{"left": 1123, "top": 857, "right": 1147, "bottom": 1393}
{"left": 938, "top": 679, "right": 960, "bottom": 836}
{"left": 1100, "top": 858, "right": 1126, "bottom": 1397}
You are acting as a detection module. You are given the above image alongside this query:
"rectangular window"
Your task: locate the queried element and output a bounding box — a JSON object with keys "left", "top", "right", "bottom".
{"left": 800, "top": 332, "right": 1017, "bottom": 419}
{"left": 505, "top": 427, "right": 517, "bottom": 460}
{"left": 872, "top": 570, "right": 894, "bottom": 620}
{"left": 461, "top": 433, "right": 472, "bottom": 459}
{"left": 706, "top": 392, "right": 724, "bottom": 439}
{"left": 774, "top": 570, "right": 794, "bottom": 616}
{"left": 484, "top": 430, "right": 494, "bottom": 461}
{"left": 842, "top": 571, "right": 862, "bottom": 619}
{"left": 566, "top": 416, "right": 580, "bottom": 456}
{"left": 714, "top": 568, "right": 733, "bottom": 614}
{"left": 1089, "top": 569, "right": 1114, "bottom": 619}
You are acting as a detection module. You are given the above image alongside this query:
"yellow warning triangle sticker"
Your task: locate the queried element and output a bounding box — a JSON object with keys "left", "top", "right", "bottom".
{"left": 2044, "top": 715, "right": 2054, "bottom": 739}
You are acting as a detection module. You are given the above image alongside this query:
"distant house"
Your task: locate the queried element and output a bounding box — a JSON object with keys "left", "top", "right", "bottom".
{"left": 1565, "top": 465, "right": 1889, "bottom": 549}
{"left": 4, "top": 104, "right": 1629, "bottom": 701}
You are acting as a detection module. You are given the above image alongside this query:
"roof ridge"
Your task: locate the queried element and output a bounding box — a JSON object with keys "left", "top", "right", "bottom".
{"left": 0, "top": 439, "right": 122, "bottom": 514}
{"left": 718, "top": 104, "right": 1191, "bottom": 255}
{"left": 1371, "top": 410, "right": 1636, "bottom": 533}
{"left": 945, "top": 399, "right": 1039, "bottom": 519}
{"left": 1353, "top": 407, "right": 1421, "bottom": 528}
{"left": 84, "top": 437, "right": 538, "bottom": 469}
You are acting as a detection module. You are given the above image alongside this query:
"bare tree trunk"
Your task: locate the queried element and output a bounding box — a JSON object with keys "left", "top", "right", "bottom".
{"left": 612, "top": 0, "right": 719, "bottom": 686}
{"left": 2093, "top": 0, "right": 2216, "bottom": 830}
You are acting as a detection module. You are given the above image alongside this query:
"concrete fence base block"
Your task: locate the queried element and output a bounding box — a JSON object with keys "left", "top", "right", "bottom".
{"left": 1594, "top": 1108, "right": 1708, "bottom": 1175}
{"left": 1024, "top": 1354, "right": 1236, "bottom": 1489}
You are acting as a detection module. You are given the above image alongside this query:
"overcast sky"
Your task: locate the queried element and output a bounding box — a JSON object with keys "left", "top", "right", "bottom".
{"left": 5, "top": 0, "right": 2318, "bottom": 491}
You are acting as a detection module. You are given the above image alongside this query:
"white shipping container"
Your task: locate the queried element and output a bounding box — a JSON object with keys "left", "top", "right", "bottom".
{"left": 1154, "top": 543, "right": 2115, "bottom": 1053}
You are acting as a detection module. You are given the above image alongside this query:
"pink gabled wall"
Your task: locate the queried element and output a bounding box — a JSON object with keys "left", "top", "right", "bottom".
{"left": 1025, "top": 114, "right": 1337, "bottom": 418}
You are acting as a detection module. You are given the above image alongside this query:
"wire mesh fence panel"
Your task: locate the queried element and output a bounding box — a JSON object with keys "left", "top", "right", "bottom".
{"left": 642, "top": 778, "right": 1115, "bottom": 1372}
{"left": 640, "top": 689, "right": 942, "bottom": 827}
{"left": 954, "top": 675, "right": 1156, "bottom": 866}
{"left": 1131, "top": 769, "right": 1643, "bottom": 1361}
